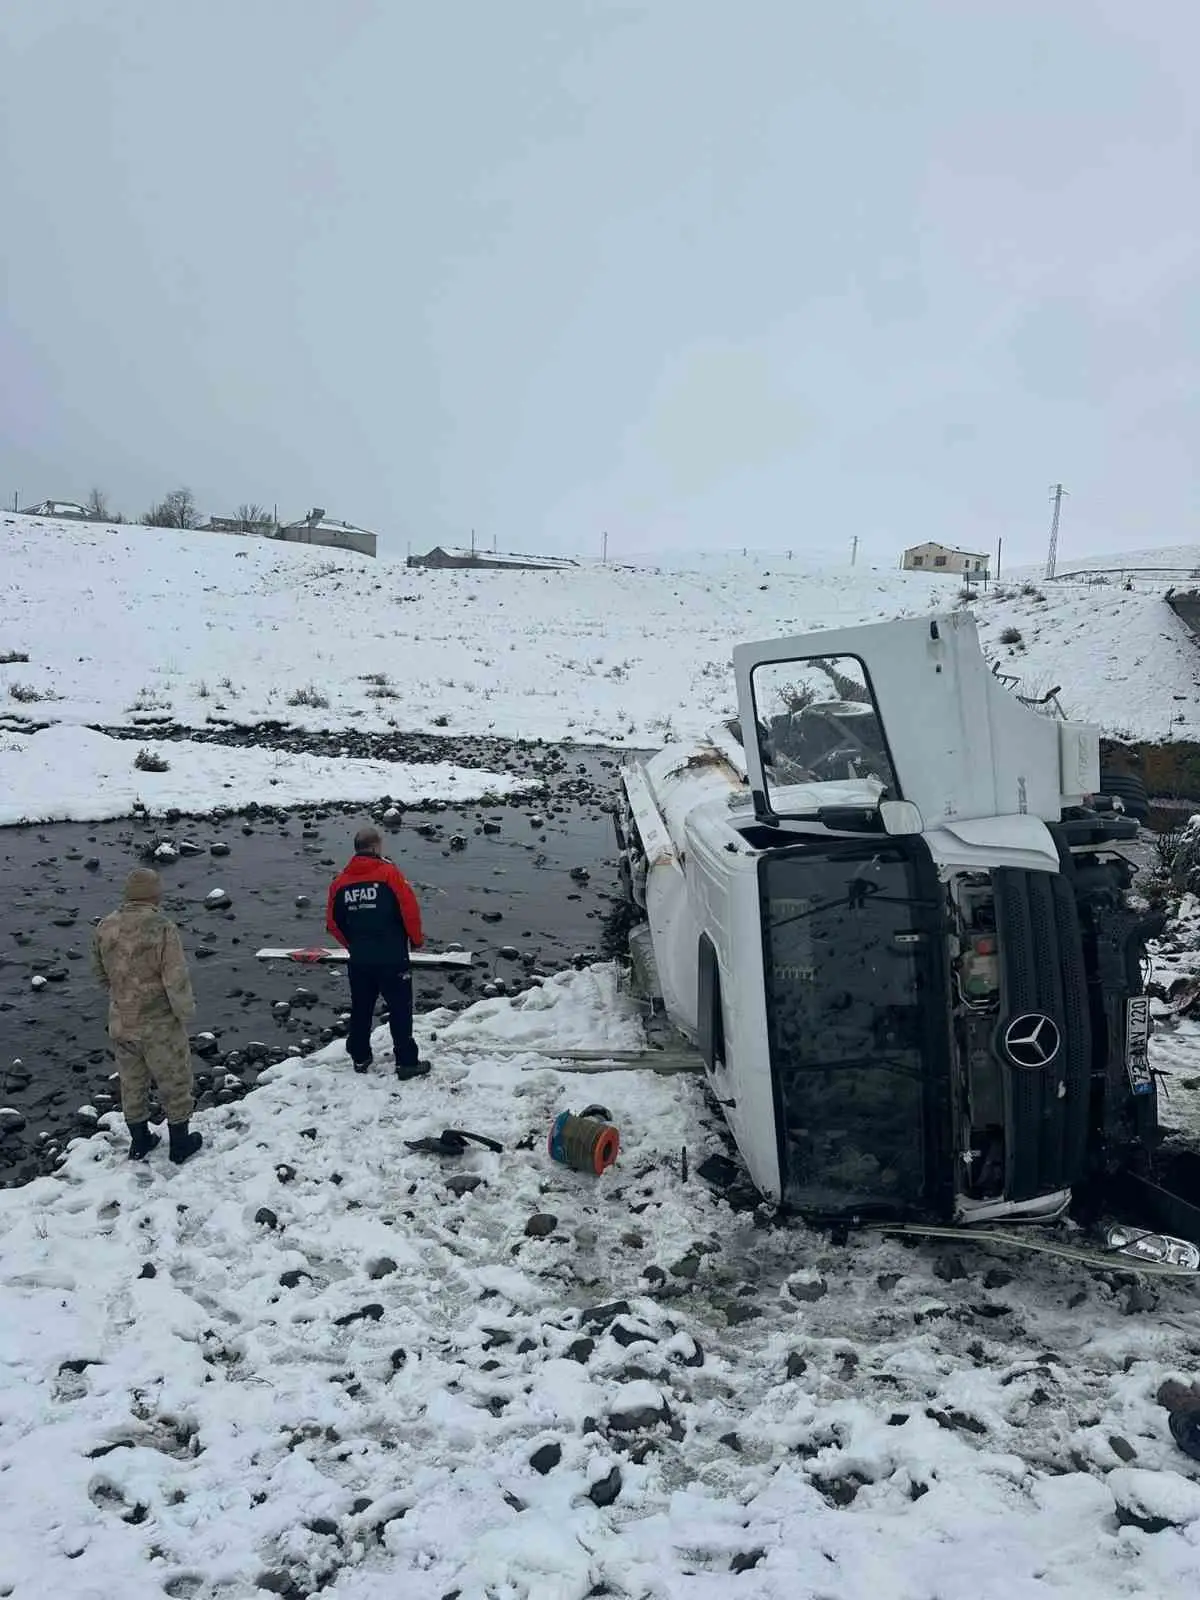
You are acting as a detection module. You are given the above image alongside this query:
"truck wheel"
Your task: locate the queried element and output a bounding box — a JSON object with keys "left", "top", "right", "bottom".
{"left": 1099, "top": 771, "right": 1149, "bottom": 823}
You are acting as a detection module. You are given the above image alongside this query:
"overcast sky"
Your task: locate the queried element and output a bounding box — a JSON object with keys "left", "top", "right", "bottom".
{"left": 1, "top": 0, "right": 1196, "bottom": 565}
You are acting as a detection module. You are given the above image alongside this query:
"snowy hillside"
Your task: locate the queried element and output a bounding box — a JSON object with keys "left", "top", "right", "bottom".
{"left": 6, "top": 512, "right": 1198, "bottom": 752}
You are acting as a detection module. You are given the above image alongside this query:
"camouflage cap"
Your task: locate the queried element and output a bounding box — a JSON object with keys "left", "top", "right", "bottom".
{"left": 124, "top": 868, "right": 162, "bottom": 903}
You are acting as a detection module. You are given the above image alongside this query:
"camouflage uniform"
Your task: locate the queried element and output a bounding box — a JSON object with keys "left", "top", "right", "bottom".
{"left": 91, "top": 880, "right": 196, "bottom": 1125}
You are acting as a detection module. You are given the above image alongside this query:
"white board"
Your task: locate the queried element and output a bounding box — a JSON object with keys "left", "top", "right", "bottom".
{"left": 256, "top": 947, "right": 474, "bottom": 969}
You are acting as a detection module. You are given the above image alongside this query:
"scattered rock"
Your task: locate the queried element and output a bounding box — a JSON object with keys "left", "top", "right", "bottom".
{"left": 608, "top": 1400, "right": 670, "bottom": 1433}
{"left": 254, "top": 1207, "right": 280, "bottom": 1230}
{"left": 787, "top": 1272, "right": 827, "bottom": 1303}
{"left": 445, "top": 1173, "right": 483, "bottom": 1196}
{"left": 925, "top": 1406, "right": 987, "bottom": 1436}
{"left": 524, "top": 1213, "right": 558, "bottom": 1238}
{"left": 933, "top": 1252, "right": 969, "bottom": 1283}
{"left": 669, "top": 1253, "right": 701, "bottom": 1280}
{"left": 530, "top": 1441, "right": 562, "bottom": 1475}
{"left": 279, "top": 1269, "right": 312, "bottom": 1289}
{"left": 368, "top": 1257, "right": 397, "bottom": 1280}
{"left": 334, "top": 1303, "right": 384, "bottom": 1328}
{"left": 588, "top": 1464, "right": 622, "bottom": 1507}
{"left": 579, "top": 1300, "right": 631, "bottom": 1332}
{"left": 730, "top": 1550, "right": 764, "bottom": 1574}
{"left": 785, "top": 1352, "right": 807, "bottom": 1380}
{"left": 138, "top": 1264, "right": 157, "bottom": 1280}
{"left": 205, "top": 888, "right": 232, "bottom": 909}
{"left": 1109, "top": 1434, "right": 1138, "bottom": 1463}
{"left": 566, "top": 1338, "right": 594, "bottom": 1365}
{"left": 1110, "top": 1467, "right": 1200, "bottom": 1533}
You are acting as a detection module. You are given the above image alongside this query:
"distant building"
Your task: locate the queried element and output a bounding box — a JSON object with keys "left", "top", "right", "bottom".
{"left": 902, "top": 542, "right": 989, "bottom": 579}
{"left": 19, "top": 499, "right": 90, "bottom": 520}
{"left": 203, "top": 514, "right": 277, "bottom": 537}
{"left": 275, "top": 508, "right": 377, "bottom": 559}
{"left": 407, "top": 545, "right": 578, "bottom": 571}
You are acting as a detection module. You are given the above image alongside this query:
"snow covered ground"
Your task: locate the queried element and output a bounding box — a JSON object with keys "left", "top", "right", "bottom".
{"left": 5, "top": 513, "right": 1200, "bottom": 775}
{"left": 3, "top": 965, "right": 1200, "bottom": 1600}
{"left": 0, "top": 725, "right": 525, "bottom": 826}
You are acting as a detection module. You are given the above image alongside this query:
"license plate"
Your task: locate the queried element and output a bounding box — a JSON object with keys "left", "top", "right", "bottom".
{"left": 1126, "top": 996, "right": 1153, "bottom": 1095}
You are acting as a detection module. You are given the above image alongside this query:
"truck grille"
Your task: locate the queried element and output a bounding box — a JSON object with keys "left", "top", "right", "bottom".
{"left": 993, "top": 869, "right": 1091, "bottom": 1202}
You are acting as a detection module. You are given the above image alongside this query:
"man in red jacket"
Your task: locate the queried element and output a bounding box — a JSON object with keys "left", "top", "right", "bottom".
{"left": 326, "top": 826, "right": 429, "bottom": 1078}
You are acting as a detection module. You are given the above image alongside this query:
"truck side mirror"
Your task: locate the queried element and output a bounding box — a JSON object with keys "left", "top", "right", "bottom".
{"left": 879, "top": 800, "right": 924, "bottom": 836}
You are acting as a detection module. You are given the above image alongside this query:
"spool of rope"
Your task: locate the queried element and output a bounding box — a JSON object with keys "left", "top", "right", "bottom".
{"left": 547, "top": 1108, "right": 620, "bottom": 1175}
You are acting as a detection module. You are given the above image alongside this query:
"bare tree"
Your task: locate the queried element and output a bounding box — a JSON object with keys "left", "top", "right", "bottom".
{"left": 144, "top": 487, "right": 199, "bottom": 529}
{"left": 235, "top": 502, "right": 271, "bottom": 531}
{"left": 84, "top": 487, "right": 112, "bottom": 522}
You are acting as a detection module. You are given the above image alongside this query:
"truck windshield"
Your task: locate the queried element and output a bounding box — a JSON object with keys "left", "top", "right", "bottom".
{"left": 760, "top": 842, "right": 943, "bottom": 1214}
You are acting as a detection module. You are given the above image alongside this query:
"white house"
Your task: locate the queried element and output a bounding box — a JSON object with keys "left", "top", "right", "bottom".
{"left": 902, "top": 542, "right": 989, "bottom": 579}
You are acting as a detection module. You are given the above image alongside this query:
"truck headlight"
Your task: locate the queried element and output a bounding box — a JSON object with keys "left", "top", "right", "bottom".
{"left": 1106, "top": 1224, "right": 1200, "bottom": 1270}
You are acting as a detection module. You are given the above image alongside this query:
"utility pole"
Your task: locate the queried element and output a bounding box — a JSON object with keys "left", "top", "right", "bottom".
{"left": 995, "top": 536, "right": 1002, "bottom": 582}
{"left": 1044, "top": 483, "right": 1067, "bottom": 580}
{"left": 470, "top": 527, "right": 476, "bottom": 555}
{"left": 601, "top": 530, "right": 608, "bottom": 565}
{"left": 850, "top": 536, "right": 859, "bottom": 566}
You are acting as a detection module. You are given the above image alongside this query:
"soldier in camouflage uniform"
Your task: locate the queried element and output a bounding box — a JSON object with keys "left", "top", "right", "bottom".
{"left": 91, "top": 868, "right": 203, "bottom": 1164}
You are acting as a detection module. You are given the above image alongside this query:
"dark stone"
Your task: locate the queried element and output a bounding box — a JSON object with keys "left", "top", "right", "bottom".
{"left": 669, "top": 1254, "right": 701, "bottom": 1280}
{"left": 730, "top": 1550, "right": 764, "bottom": 1574}
{"left": 925, "top": 1407, "right": 987, "bottom": 1436}
{"left": 719, "top": 1431, "right": 741, "bottom": 1452}
{"left": 445, "top": 1173, "right": 483, "bottom": 1196}
{"left": 524, "top": 1213, "right": 558, "bottom": 1238}
{"left": 933, "top": 1253, "right": 969, "bottom": 1283}
{"left": 588, "top": 1464, "right": 622, "bottom": 1507}
{"left": 389, "top": 1348, "right": 408, "bottom": 1372}
{"left": 785, "top": 1352, "right": 807, "bottom": 1380}
{"left": 580, "top": 1300, "right": 631, "bottom": 1331}
{"left": 58, "top": 1358, "right": 99, "bottom": 1375}
{"left": 254, "top": 1207, "right": 280, "bottom": 1230}
{"left": 566, "top": 1338, "right": 594, "bottom": 1365}
{"left": 1109, "top": 1434, "right": 1137, "bottom": 1463}
{"left": 787, "top": 1275, "right": 827, "bottom": 1303}
{"left": 279, "top": 1269, "right": 311, "bottom": 1289}
{"left": 275, "top": 1164, "right": 296, "bottom": 1183}
{"left": 983, "top": 1267, "right": 1014, "bottom": 1290}
{"left": 138, "top": 1264, "right": 157, "bottom": 1280}
{"left": 608, "top": 1402, "right": 669, "bottom": 1433}
{"left": 530, "top": 1441, "right": 562, "bottom": 1475}
{"left": 334, "top": 1303, "right": 384, "bottom": 1327}
{"left": 610, "top": 1320, "right": 656, "bottom": 1348}
{"left": 368, "top": 1257, "right": 397, "bottom": 1280}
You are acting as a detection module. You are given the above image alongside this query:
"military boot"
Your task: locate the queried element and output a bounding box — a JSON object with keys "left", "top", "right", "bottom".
{"left": 168, "top": 1121, "right": 203, "bottom": 1165}
{"left": 128, "top": 1121, "right": 161, "bottom": 1161}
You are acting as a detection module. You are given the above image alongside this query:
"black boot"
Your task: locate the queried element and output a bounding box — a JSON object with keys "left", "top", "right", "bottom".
{"left": 168, "top": 1121, "right": 203, "bottom": 1166}
{"left": 128, "top": 1121, "right": 161, "bottom": 1161}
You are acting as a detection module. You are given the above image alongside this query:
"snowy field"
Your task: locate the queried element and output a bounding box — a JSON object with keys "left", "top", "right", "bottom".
{"left": 0, "top": 725, "right": 525, "bottom": 826}
{"left": 3, "top": 966, "right": 1200, "bottom": 1600}
{"left": 4, "top": 516, "right": 1200, "bottom": 784}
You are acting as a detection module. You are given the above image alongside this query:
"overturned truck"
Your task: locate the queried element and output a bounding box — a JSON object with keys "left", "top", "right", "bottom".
{"left": 616, "top": 611, "right": 1200, "bottom": 1268}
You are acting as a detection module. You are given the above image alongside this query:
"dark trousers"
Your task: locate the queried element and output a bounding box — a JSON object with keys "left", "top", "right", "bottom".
{"left": 347, "top": 963, "right": 418, "bottom": 1067}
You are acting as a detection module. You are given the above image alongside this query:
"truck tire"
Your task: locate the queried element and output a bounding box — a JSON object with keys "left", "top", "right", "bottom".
{"left": 1099, "top": 771, "right": 1149, "bottom": 823}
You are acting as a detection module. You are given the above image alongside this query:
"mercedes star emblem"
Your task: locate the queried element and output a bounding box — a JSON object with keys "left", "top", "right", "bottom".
{"left": 1003, "top": 1013, "right": 1062, "bottom": 1069}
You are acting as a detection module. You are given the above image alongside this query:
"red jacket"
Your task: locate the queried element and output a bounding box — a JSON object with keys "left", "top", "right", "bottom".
{"left": 326, "top": 854, "right": 423, "bottom": 966}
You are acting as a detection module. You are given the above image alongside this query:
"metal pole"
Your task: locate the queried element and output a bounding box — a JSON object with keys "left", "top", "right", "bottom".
{"left": 602, "top": 530, "right": 608, "bottom": 564}
{"left": 996, "top": 536, "right": 1002, "bottom": 582}
{"left": 851, "top": 536, "right": 858, "bottom": 566}
{"left": 1044, "top": 484, "right": 1066, "bottom": 580}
